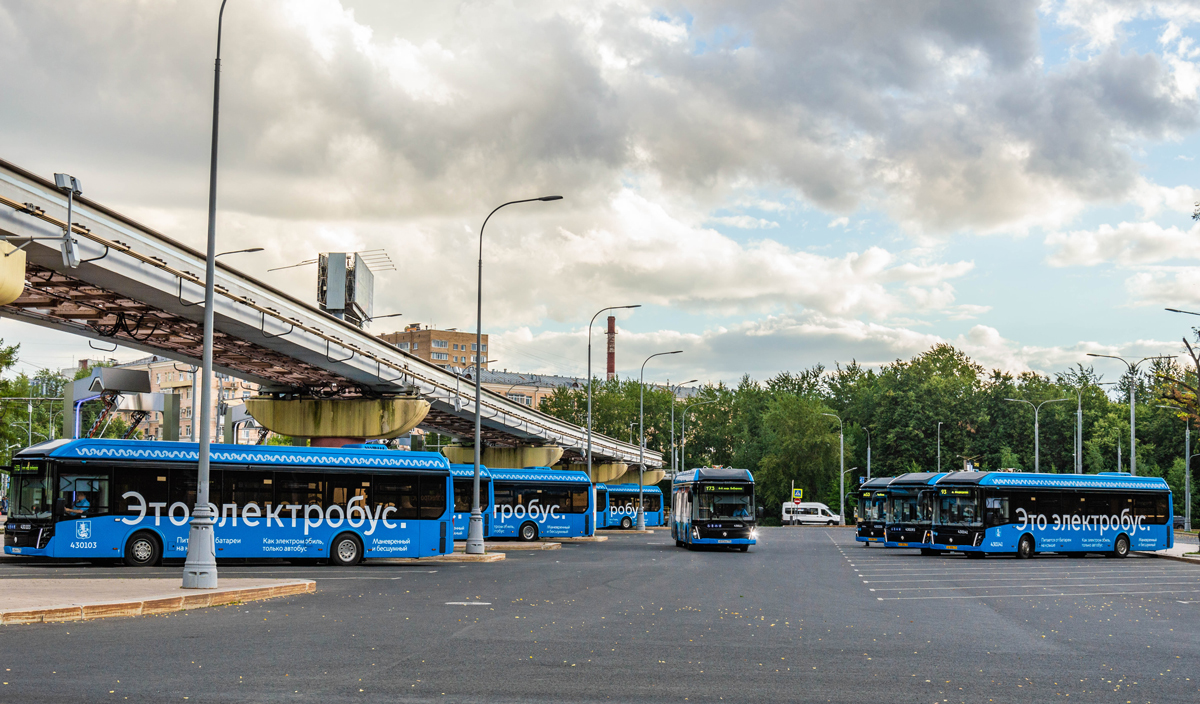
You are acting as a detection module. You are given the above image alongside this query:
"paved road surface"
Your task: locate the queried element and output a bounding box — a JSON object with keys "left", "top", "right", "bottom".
{"left": 0, "top": 528, "right": 1197, "bottom": 702}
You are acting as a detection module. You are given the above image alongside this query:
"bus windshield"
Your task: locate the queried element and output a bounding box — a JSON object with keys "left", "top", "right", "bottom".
{"left": 937, "top": 490, "right": 981, "bottom": 526}
{"left": 888, "top": 495, "right": 919, "bottom": 523}
{"left": 695, "top": 484, "right": 753, "bottom": 520}
{"left": 862, "top": 494, "right": 886, "bottom": 521}
{"left": 10, "top": 461, "right": 53, "bottom": 519}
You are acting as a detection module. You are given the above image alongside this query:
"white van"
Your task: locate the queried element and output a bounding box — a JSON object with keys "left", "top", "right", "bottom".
{"left": 782, "top": 502, "right": 841, "bottom": 526}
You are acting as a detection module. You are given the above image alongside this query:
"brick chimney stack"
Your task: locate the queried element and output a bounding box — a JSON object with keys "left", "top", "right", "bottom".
{"left": 606, "top": 315, "right": 617, "bottom": 380}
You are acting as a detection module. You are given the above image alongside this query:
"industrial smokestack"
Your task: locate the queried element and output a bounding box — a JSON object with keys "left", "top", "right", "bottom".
{"left": 606, "top": 315, "right": 617, "bottom": 380}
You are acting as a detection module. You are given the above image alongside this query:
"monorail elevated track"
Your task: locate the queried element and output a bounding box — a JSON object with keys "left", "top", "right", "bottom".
{"left": 0, "top": 158, "right": 660, "bottom": 468}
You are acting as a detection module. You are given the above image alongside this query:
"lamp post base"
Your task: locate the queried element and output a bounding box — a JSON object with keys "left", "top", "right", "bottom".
{"left": 636, "top": 508, "right": 646, "bottom": 531}
{"left": 182, "top": 506, "right": 218, "bottom": 589}
{"left": 465, "top": 511, "right": 485, "bottom": 555}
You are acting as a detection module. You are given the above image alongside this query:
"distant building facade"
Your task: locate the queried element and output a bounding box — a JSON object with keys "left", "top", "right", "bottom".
{"left": 380, "top": 324, "right": 489, "bottom": 371}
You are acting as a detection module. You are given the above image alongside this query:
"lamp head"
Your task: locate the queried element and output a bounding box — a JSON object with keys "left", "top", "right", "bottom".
{"left": 539, "top": 195, "right": 563, "bottom": 202}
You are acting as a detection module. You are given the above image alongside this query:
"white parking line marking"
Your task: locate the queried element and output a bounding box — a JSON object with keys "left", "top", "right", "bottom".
{"left": 445, "top": 601, "right": 492, "bottom": 606}
{"left": 878, "top": 589, "right": 1200, "bottom": 601}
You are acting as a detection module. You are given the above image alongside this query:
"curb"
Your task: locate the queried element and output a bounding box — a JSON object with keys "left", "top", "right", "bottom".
{"left": 598, "top": 529, "right": 655, "bottom": 535}
{"left": 370, "top": 552, "right": 505, "bottom": 563}
{"left": 1, "top": 580, "right": 315, "bottom": 625}
{"left": 455, "top": 542, "right": 561, "bottom": 551}
{"left": 547, "top": 536, "right": 608, "bottom": 542}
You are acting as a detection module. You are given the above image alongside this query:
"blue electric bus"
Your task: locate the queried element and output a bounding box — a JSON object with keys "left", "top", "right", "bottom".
{"left": 606, "top": 483, "right": 664, "bottom": 529}
{"left": 3, "top": 438, "right": 454, "bottom": 566}
{"left": 449, "top": 463, "right": 492, "bottom": 540}
{"left": 856, "top": 476, "right": 894, "bottom": 546}
{"left": 487, "top": 467, "right": 594, "bottom": 541}
{"left": 930, "top": 471, "right": 1173, "bottom": 558}
{"left": 884, "top": 472, "right": 946, "bottom": 553}
{"left": 671, "top": 467, "right": 757, "bottom": 551}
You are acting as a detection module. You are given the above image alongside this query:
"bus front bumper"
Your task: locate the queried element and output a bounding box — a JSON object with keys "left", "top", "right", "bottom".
{"left": 932, "top": 544, "right": 983, "bottom": 552}
{"left": 4, "top": 546, "right": 50, "bottom": 557}
{"left": 884, "top": 541, "right": 934, "bottom": 549}
{"left": 690, "top": 537, "right": 756, "bottom": 546}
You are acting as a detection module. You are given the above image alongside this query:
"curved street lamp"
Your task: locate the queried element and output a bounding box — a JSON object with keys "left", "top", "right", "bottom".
{"left": 586, "top": 305, "right": 640, "bottom": 483}
{"left": 822, "top": 412, "right": 846, "bottom": 526}
{"left": 467, "top": 195, "right": 562, "bottom": 555}
{"left": 638, "top": 351, "right": 682, "bottom": 529}
{"left": 681, "top": 399, "right": 717, "bottom": 475}
{"left": 1003, "top": 397, "right": 1068, "bottom": 473}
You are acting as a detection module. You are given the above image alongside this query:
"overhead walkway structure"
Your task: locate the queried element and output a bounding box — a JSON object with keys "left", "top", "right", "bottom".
{"left": 0, "top": 158, "right": 661, "bottom": 469}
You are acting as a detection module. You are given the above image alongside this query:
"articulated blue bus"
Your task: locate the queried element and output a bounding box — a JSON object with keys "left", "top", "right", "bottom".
{"left": 671, "top": 467, "right": 757, "bottom": 551}
{"left": 884, "top": 472, "right": 946, "bottom": 553}
{"left": 3, "top": 438, "right": 454, "bottom": 566}
{"left": 449, "top": 463, "right": 492, "bottom": 540}
{"left": 856, "top": 476, "right": 894, "bottom": 546}
{"left": 605, "top": 483, "right": 664, "bottom": 529}
{"left": 930, "top": 471, "right": 1173, "bottom": 558}
{"left": 487, "top": 467, "right": 594, "bottom": 541}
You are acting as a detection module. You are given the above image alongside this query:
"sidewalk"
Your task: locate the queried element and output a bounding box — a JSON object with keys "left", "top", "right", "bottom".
{"left": 1144, "top": 542, "right": 1200, "bottom": 564}
{"left": 0, "top": 578, "right": 315, "bottom": 625}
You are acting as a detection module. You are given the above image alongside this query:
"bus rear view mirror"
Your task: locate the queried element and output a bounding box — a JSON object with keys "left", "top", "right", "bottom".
{"left": 54, "top": 498, "right": 66, "bottom": 515}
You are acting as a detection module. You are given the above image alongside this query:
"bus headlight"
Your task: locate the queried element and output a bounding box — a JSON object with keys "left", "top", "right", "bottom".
{"left": 750, "top": 528, "right": 758, "bottom": 540}
{"left": 692, "top": 526, "right": 700, "bottom": 540}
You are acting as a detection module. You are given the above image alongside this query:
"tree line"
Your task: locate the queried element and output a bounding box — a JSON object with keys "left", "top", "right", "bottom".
{"left": 540, "top": 343, "right": 1197, "bottom": 524}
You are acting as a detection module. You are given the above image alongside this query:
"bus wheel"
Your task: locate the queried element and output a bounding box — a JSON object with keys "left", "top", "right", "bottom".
{"left": 124, "top": 532, "right": 161, "bottom": 567}
{"left": 620, "top": 516, "right": 633, "bottom": 530}
{"left": 519, "top": 522, "right": 539, "bottom": 542}
{"left": 1111, "top": 534, "right": 1130, "bottom": 558}
{"left": 330, "top": 533, "right": 363, "bottom": 566}
{"left": 675, "top": 539, "right": 683, "bottom": 547}
{"left": 1017, "top": 535, "right": 1035, "bottom": 559}
{"left": 919, "top": 548, "right": 936, "bottom": 556}
{"left": 967, "top": 551, "right": 985, "bottom": 560}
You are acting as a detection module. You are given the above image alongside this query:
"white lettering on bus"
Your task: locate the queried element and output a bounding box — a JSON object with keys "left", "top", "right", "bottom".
{"left": 1014, "top": 506, "right": 1149, "bottom": 534}
{"left": 242, "top": 503, "right": 261, "bottom": 527}
{"left": 266, "top": 502, "right": 285, "bottom": 528}
{"left": 219, "top": 503, "right": 238, "bottom": 527}
{"left": 149, "top": 502, "right": 167, "bottom": 526}
{"left": 168, "top": 502, "right": 190, "bottom": 526}
{"left": 121, "top": 491, "right": 146, "bottom": 525}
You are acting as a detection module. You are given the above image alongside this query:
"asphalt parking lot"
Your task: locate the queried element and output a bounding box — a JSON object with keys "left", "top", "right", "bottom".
{"left": 0, "top": 528, "right": 1197, "bottom": 702}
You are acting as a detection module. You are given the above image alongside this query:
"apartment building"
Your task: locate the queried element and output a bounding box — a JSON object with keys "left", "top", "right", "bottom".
{"left": 379, "top": 324, "right": 489, "bottom": 371}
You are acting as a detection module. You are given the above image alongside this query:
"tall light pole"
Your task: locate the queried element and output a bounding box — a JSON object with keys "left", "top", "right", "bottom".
{"left": 638, "top": 351, "right": 682, "bottom": 530}
{"left": 668, "top": 379, "right": 697, "bottom": 475}
{"left": 182, "top": 0, "right": 230, "bottom": 590}
{"left": 1087, "top": 353, "right": 1175, "bottom": 476}
{"left": 864, "top": 426, "right": 871, "bottom": 481}
{"left": 586, "top": 305, "right": 640, "bottom": 483}
{"left": 681, "top": 399, "right": 717, "bottom": 474}
{"left": 466, "top": 196, "right": 562, "bottom": 555}
{"left": 937, "top": 421, "right": 942, "bottom": 473}
{"left": 822, "top": 412, "right": 846, "bottom": 526}
{"left": 1004, "top": 397, "right": 1068, "bottom": 473}
{"left": 1075, "top": 389, "right": 1083, "bottom": 474}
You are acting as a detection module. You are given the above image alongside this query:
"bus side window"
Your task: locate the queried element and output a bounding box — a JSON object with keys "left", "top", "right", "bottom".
{"left": 58, "top": 471, "right": 112, "bottom": 516}
{"left": 226, "top": 471, "right": 274, "bottom": 512}
{"left": 169, "top": 469, "right": 222, "bottom": 512}
{"left": 275, "top": 473, "right": 324, "bottom": 510}
{"left": 418, "top": 475, "right": 447, "bottom": 519}
{"left": 327, "top": 474, "right": 371, "bottom": 513}
{"left": 984, "top": 494, "right": 1009, "bottom": 526}
{"left": 567, "top": 486, "right": 590, "bottom": 513}
{"left": 373, "top": 476, "right": 419, "bottom": 519}
{"left": 113, "top": 465, "right": 168, "bottom": 514}
{"left": 1133, "top": 494, "right": 1168, "bottom": 524}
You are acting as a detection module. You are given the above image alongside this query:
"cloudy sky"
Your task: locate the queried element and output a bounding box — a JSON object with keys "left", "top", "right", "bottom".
{"left": 3, "top": 0, "right": 1200, "bottom": 386}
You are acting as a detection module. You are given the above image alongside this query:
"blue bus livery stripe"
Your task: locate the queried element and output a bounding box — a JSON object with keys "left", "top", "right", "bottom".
{"left": 487, "top": 467, "right": 591, "bottom": 483}
{"left": 448, "top": 464, "right": 492, "bottom": 478}
{"left": 606, "top": 484, "right": 663, "bottom": 494}
{"left": 979, "top": 476, "right": 1168, "bottom": 490}
{"left": 45, "top": 441, "right": 450, "bottom": 470}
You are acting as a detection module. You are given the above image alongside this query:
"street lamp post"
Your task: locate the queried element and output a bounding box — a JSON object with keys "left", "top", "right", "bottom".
{"left": 586, "top": 305, "right": 640, "bottom": 483}
{"left": 467, "top": 195, "right": 562, "bottom": 556}
{"left": 1087, "top": 353, "right": 1175, "bottom": 476}
{"left": 638, "top": 351, "right": 682, "bottom": 530}
{"left": 864, "top": 427, "right": 871, "bottom": 481}
{"left": 1157, "top": 405, "right": 1193, "bottom": 533}
{"left": 681, "top": 399, "right": 717, "bottom": 473}
{"left": 183, "top": 0, "right": 231, "bottom": 590}
{"left": 937, "top": 421, "right": 942, "bottom": 472}
{"left": 1003, "top": 397, "right": 1068, "bottom": 473}
{"left": 668, "top": 380, "right": 697, "bottom": 476}
{"left": 822, "top": 412, "right": 846, "bottom": 526}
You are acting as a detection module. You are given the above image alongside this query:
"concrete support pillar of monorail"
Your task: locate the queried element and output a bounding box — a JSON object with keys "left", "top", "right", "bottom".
{"left": 609, "top": 468, "right": 665, "bottom": 486}
{"left": 587, "top": 462, "right": 627, "bottom": 484}
{"left": 0, "top": 241, "right": 26, "bottom": 307}
{"left": 441, "top": 444, "right": 564, "bottom": 469}
{"left": 243, "top": 397, "right": 430, "bottom": 444}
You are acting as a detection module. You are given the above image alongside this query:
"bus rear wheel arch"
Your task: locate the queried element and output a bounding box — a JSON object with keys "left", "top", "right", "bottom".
{"left": 1017, "top": 534, "right": 1035, "bottom": 559}
{"left": 519, "top": 522, "right": 539, "bottom": 542}
{"left": 1110, "top": 534, "right": 1130, "bottom": 558}
{"left": 330, "top": 532, "right": 363, "bottom": 566}
{"left": 123, "top": 531, "right": 162, "bottom": 567}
